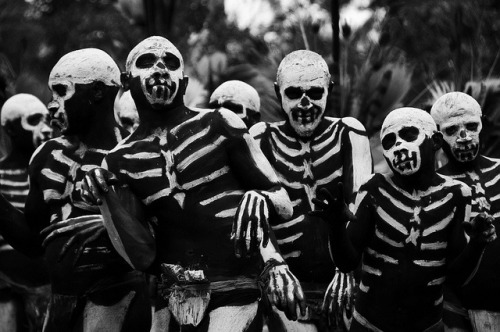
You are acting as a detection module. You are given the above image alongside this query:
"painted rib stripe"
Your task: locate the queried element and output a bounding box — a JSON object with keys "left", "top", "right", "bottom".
{"left": 312, "top": 125, "right": 339, "bottom": 152}
{"left": 375, "top": 227, "right": 403, "bottom": 248}
{"left": 277, "top": 232, "right": 303, "bottom": 245}
{"left": 414, "top": 259, "right": 445, "bottom": 267}
{"left": 316, "top": 166, "right": 343, "bottom": 186}
{"left": 271, "top": 147, "right": 304, "bottom": 172}
{"left": 490, "top": 193, "right": 500, "bottom": 202}
{"left": 283, "top": 250, "right": 301, "bottom": 259}
{"left": 362, "top": 263, "right": 382, "bottom": 276}
{"left": 312, "top": 142, "right": 341, "bottom": 167}
{"left": 215, "top": 207, "right": 238, "bottom": 218}
{"left": 143, "top": 188, "right": 172, "bottom": 205}
{"left": 52, "top": 150, "right": 74, "bottom": 167}
{"left": 379, "top": 187, "right": 413, "bottom": 213}
{"left": 120, "top": 168, "right": 163, "bottom": 179}
{"left": 377, "top": 207, "right": 408, "bottom": 235}
{"left": 422, "top": 210, "right": 455, "bottom": 236}
{"left": 177, "top": 136, "right": 227, "bottom": 171}
{"left": 0, "top": 178, "right": 29, "bottom": 187}
{"left": 271, "top": 132, "right": 303, "bottom": 157}
{"left": 183, "top": 166, "right": 230, "bottom": 190}
{"left": 272, "top": 215, "right": 305, "bottom": 231}
{"left": 428, "top": 277, "right": 446, "bottom": 286}
{"left": 421, "top": 241, "right": 447, "bottom": 250}
{"left": 486, "top": 173, "right": 500, "bottom": 187}
{"left": 367, "top": 247, "right": 398, "bottom": 264}
{"left": 424, "top": 193, "right": 453, "bottom": 212}
{"left": 199, "top": 190, "right": 244, "bottom": 206}
{"left": 123, "top": 152, "right": 159, "bottom": 160}
{"left": 173, "top": 126, "right": 210, "bottom": 153}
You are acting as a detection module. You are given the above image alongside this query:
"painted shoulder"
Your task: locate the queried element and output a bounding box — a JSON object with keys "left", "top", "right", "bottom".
{"left": 30, "top": 137, "right": 74, "bottom": 165}
{"left": 341, "top": 117, "right": 367, "bottom": 133}
{"left": 249, "top": 121, "right": 269, "bottom": 137}
{"left": 437, "top": 173, "right": 472, "bottom": 198}
{"left": 215, "top": 107, "right": 247, "bottom": 130}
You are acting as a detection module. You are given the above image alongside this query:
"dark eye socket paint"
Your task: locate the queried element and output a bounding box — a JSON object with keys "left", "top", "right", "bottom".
{"left": 382, "top": 132, "right": 396, "bottom": 150}
{"left": 399, "top": 126, "right": 420, "bottom": 142}
{"left": 284, "top": 87, "right": 324, "bottom": 100}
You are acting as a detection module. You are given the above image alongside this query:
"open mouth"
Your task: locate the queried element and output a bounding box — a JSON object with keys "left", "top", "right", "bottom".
{"left": 292, "top": 107, "right": 320, "bottom": 125}
{"left": 145, "top": 77, "right": 175, "bottom": 101}
{"left": 392, "top": 150, "right": 417, "bottom": 172}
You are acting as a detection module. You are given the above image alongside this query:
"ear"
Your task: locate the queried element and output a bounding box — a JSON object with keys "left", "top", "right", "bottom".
{"left": 274, "top": 82, "right": 282, "bottom": 103}
{"left": 431, "top": 131, "right": 443, "bottom": 151}
{"left": 121, "top": 72, "right": 131, "bottom": 91}
{"left": 90, "top": 81, "right": 106, "bottom": 103}
{"left": 328, "top": 80, "right": 334, "bottom": 93}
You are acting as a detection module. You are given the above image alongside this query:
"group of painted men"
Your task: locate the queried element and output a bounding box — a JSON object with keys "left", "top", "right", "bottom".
{"left": 0, "top": 35, "right": 497, "bottom": 332}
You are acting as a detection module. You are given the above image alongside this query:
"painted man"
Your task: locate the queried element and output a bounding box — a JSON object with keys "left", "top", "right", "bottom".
{"left": 0, "top": 93, "right": 52, "bottom": 331}
{"left": 0, "top": 49, "right": 151, "bottom": 331}
{"left": 313, "top": 107, "right": 496, "bottom": 332}
{"left": 431, "top": 92, "right": 500, "bottom": 332}
{"left": 209, "top": 80, "right": 261, "bottom": 128}
{"left": 250, "top": 50, "right": 372, "bottom": 331}
{"left": 81, "top": 36, "right": 305, "bottom": 332}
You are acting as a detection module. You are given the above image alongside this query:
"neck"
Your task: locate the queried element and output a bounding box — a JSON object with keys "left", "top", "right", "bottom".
{"left": 1, "top": 148, "right": 33, "bottom": 169}
{"left": 392, "top": 167, "right": 438, "bottom": 193}
{"left": 80, "top": 104, "right": 121, "bottom": 149}
{"left": 138, "top": 103, "right": 194, "bottom": 131}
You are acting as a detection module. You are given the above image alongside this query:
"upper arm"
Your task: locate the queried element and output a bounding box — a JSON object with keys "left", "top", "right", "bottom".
{"left": 341, "top": 117, "right": 373, "bottom": 195}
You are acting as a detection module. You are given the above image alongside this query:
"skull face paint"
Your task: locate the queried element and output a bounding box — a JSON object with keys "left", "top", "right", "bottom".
{"left": 209, "top": 80, "right": 261, "bottom": 127}
{"left": 115, "top": 90, "right": 139, "bottom": 133}
{"left": 276, "top": 50, "right": 330, "bottom": 138}
{"left": 430, "top": 92, "right": 482, "bottom": 163}
{"left": 381, "top": 108, "right": 437, "bottom": 176}
{"left": 48, "top": 48, "right": 120, "bottom": 134}
{"left": 126, "top": 36, "right": 184, "bottom": 109}
{"left": 1, "top": 93, "right": 52, "bottom": 148}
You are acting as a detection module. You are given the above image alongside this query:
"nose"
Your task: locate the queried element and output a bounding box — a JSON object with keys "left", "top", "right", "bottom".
{"left": 299, "top": 95, "right": 310, "bottom": 107}
{"left": 41, "top": 122, "right": 53, "bottom": 137}
{"left": 47, "top": 101, "right": 59, "bottom": 118}
{"left": 155, "top": 61, "right": 166, "bottom": 70}
{"left": 458, "top": 129, "right": 471, "bottom": 141}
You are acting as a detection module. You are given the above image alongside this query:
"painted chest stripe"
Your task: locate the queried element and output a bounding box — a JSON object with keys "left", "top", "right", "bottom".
{"left": 277, "top": 232, "right": 303, "bottom": 245}
{"left": 173, "top": 126, "right": 210, "bottom": 154}
{"left": 177, "top": 136, "right": 227, "bottom": 172}
{"left": 316, "top": 165, "right": 343, "bottom": 186}
{"left": 423, "top": 193, "right": 453, "bottom": 212}
{"left": 366, "top": 247, "right": 398, "bottom": 264}
{"left": 271, "top": 145, "right": 305, "bottom": 172}
{"left": 271, "top": 132, "right": 305, "bottom": 158}
{"left": 422, "top": 209, "right": 455, "bottom": 236}
{"left": 377, "top": 207, "right": 408, "bottom": 235}
{"left": 489, "top": 193, "right": 500, "bottom": 202}
{"left": 362, "top": 263, "right": 382, "bottom": 276}
{"left": 52, "top": 149, "right": 74, "bottom": 167}
{"left": 378, "top": 187, "right": 413, "bottom": 213}
{"left": 183, "top": 166, "right": 230, "bottom": 190}
{"left": 123, "top": 152, "right": 159, "bottom": 160}
{"left": 0, "top": 178, "right": 29, "bottom": 187}
{"left": 120, "top": 168, "right": 163, "bottom": 179}
{"left": 374, "top": 227, "right": 404, "bottom": 248}
{"left": 215, "top": 207, "right": 238, "bottom": 218}
{"left": 421, "top": 241, "right": 447, "bottom": 250}
{"left": 414, "top": 259, "right": 445, "bottom": 267}
{"left": 312, "top": 125, "right": 339, "bottom": 152}
{"left": 199, "top": 190, "right": 244, "bottom": 206}
{"left": 283, "top": 250, "right": 301, "bottom": 259}
{"left": 485, "top": 172, "right": 500, "bottom": 188}
{"left": 272, "top": 215, "right": 304, "bottom": 230}
{"left": 312, "top": 142, "right": 341, "bottom": 167}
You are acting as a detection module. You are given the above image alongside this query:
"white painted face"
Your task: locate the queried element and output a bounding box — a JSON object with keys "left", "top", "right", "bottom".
{"left": 115, "top": 90, "right": 139, "bottom": 132}
{"left": 1, "top": 93, "right": 52, "bottom": 147}
{"left": 430, "top": 92, "right": 482, "bottom": 163}
{"left": 276, "top": 50, "right": 330, "bottom": 137}
{"left": 126, "top": 36, "right": 184, "bottom": 109}
{"left": 209, "top": 80, "right": 260, "bottom": 127}
{"left": 47, "top": 48, "right": 120, "bottom": 133}
{"left": 381, "top": 107, "right": 437, "bottom": 176}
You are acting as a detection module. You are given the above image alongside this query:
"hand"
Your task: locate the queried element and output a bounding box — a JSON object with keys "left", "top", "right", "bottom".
{"left": 310, "top": 183, "right": 353, "bottom": 226}
{"left": 464, "top": 212, "right": 497, "bottom": 245}
{"left": 323, "top": 270, "right": 356, "bottom": 329}
{"left": 266, "top": 263, "right": 306, "bottom": 321}
{"left": 232, "top": 191, "right": 270, "bottom": 258}
{"left": 81, "top": 168, "right": 118, "bottom": 205}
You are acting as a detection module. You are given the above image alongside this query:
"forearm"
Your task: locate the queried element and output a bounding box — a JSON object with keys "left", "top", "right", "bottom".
{"left": 329, "top": 223, "right": 362, "bottom": 272}
{"left": 99, "top": 188, "right": 156, "bottom": 271}
{"left": 0, "top": 195, "right": 42, "bottom": 257}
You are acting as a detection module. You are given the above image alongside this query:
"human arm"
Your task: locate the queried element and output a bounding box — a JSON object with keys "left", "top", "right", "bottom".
{"left": 82, "top": 166, "right": 156, "bottom": 271}
{"left": 220, "top": 109, "right": 293, "bottom": 256}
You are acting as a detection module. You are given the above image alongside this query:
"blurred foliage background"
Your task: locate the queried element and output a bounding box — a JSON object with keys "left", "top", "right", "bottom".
{"left": 1, "top": 0, "right": 500, "bottom": 163}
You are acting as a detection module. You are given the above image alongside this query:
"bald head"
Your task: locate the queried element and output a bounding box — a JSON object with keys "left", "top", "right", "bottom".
{"left": 276, "top": 50, "right": 330, "bottom": 88}
{"left": 49, "top": 48, "right": 120, "bottom": 87}
{"left": 382, "top": 107, "right": 437, "bottom": 140}
{"left": 1, "top": 93, "right": 48, "bottom": 126}
{"left": 430, "top": 92, "right": 481, "bottom": 127}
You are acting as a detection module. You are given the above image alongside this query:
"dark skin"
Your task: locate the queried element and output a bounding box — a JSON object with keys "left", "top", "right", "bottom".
{"left": 82, "top": 70, "right": 306, "bottom": 321}
{"left": 0, "top": 82, "right": 123, "bottom": 257}
{"left": 312, "top": 132, "right": 496, "bottom": 275}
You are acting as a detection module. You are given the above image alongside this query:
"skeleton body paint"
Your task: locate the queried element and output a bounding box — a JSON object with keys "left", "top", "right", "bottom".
{"left": 209, "top": 80, "right": 261, "bottom": 128}
{"left": 0, "top": 49, "right": 151, "bottom": 332}
{"left": 251, "top": 50, "right": 372, "bottom": 330}
{"left": 83, "top": 37, "right": 304, "bottom": 331}
{"left": 314, "top": 107, "right": 496, "bottom": 332}
{"left": 431, "top": 92, "right": 500, "bottom": 329}
{"left": 0, "top": 93, "right": 52, "bottom": 331}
